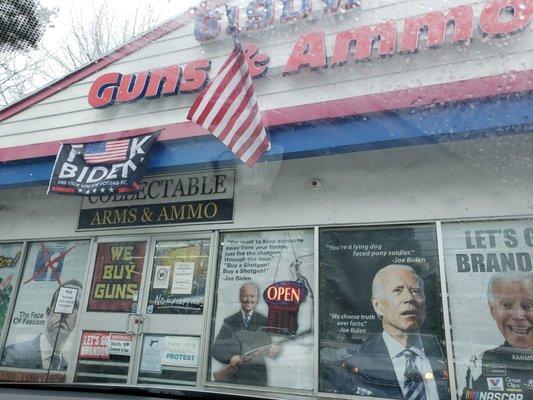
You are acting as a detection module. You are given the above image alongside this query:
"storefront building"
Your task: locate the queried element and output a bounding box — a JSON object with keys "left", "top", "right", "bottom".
{"left": 0, "top": 0, "right": 532, "bottom": 399}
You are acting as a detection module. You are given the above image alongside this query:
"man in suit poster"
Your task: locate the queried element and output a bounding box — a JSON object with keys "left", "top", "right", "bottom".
{"left": 209, "top": 230, "right": 314, "bottom": 390}
{"left": 0, "top": 243, "right": 22, "bottom": 335}
{"left": 0, "top": 240, "right": 89, "bottom": 377}
{"left": 2, "top": 280, "right": 82, "bottom": 370}
{"left": 211, "top": 282, "right": 279, "bottom": 386}
{"left": 462, "top": 272, "right": 532, "bottom": 398}
{"left": 337, "top": 265, "right": 449, "bottom": 399}
{"left": 318, "top": 225, "right": 449, "bottom": 398}
{"left": 442, "top": 221, "right": 533, "bottom": 399}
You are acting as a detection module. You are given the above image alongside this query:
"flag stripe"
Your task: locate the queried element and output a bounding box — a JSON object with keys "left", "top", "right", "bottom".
{"left": 236, "top": 114, "right": 266, "bottom": 157}
{"left": 217, "top": 84, "right": 255, "bottom": 142}
{"left": 187, "top": 48, "right": 269, "bottom": 167}
{"left": 239, "top": 132, "right": 269, "bottom": 167}
{"left": 243, "top": 136, "right": 269, "bottom": 167}
{"left": 213, "top": 83, "right": 254, "bottom": 142}
{"left": 238, "top": 125, "right": 268, "bottom": 165}
{"left": 208, "top": 68, "right": 252, "bottom": 134}
{"left": 232, "top": 102, "right": 262, "bottom": 150}
{"left": 237, "top": 122, "right": 266, "bottom": 161}
{"left": 226, "top": 100, "right": 261, "bottom": 150}
{"left": 223, "top": 94, "right": 257, "bottom": 147}
{"left": 187, "top": 49, "right": 239, "bottom": 118}
{"left": 201, "top": 60, "right": 246, "bottom": 128}
{"left": 190, "top": 51, "right": 242, "bottom": 125}
{"left": 51, "top": 186, "right": 76, "bottom": 193}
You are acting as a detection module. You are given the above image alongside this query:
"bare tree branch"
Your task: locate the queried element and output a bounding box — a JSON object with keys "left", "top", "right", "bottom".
{"left": 0, "top": 0, "right": 163, "bottom": 109}
{"left": 45, "top": 0, "right": 160, "bottom": 75}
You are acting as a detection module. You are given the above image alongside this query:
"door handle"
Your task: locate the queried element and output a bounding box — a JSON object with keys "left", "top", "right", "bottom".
{"left": 126, "top": 313, "right": 146, "bottom": 335}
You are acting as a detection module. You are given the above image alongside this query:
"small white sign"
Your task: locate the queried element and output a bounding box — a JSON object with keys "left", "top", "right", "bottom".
{"left": 108, "top": 333, "right": 133, "bottom": 356}
{"left": 163, "top": 336, "right": 199, "bottom": 367}
{"left": 171, "top": 262, "right": 194, "bottom": 294}
{"left": 140, "top": 336, "right": 163, "bottom": 373}
{"left": 54, "top": 287, "right": 78, "bottom": 314}
{"left": 153, "top": 265, "right": 170, "bottom": 289}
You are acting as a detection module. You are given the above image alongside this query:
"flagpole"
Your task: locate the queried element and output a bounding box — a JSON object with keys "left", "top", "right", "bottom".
{"left": 224, "top": 2, "right": 272, "bottom": 154}
{"left": 224, "top": 3, "right": 242, "bottom": 51}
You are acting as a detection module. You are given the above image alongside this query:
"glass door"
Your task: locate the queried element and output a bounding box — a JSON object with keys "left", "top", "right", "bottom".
{"left": 72, "top": 233, "right": 214, "bottom": 386}
{"left": 134, "top": 235, "right": 212, "bottom": 386}
{"left": 73, "top": 237, "right": 149, "bottom": 384}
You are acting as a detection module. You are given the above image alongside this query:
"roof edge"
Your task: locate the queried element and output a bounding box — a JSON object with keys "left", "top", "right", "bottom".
{"left": 0, "top": 0, "right": 227, "bottom": 123}
{"left": 2, "top": 69, "right": 533, "bottom": 163}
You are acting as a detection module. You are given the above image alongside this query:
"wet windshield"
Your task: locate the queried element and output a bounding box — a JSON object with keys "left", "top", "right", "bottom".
{"left": 0, "top": 0, "right": 532, "bottom": 399}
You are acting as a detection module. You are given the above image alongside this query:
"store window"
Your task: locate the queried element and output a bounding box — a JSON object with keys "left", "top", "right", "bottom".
{"left": 209, "top": 229, "right": 314, "bottom": 390}
{"left": 0, "top": 240, "right": 90, "bottom": 382}
{"left": 146, "top": 239, "right": 210, "bottom": 315}
{"left": 443, "top": 220, "right": 533, "bottom": 399}
{"left": 75, "top": 331, "right": 202, "bottom": 386}
{"left": 138, "top": 334, "right": 200, "bottom": 386}
{"left": 318, "top": 225, "right": 447, "bottom": 399}
{"left": 0, "top": 243, "right": 23, "bottom": 340}
{"left": 75, "top": 331, "right": 131, "bottom": 383}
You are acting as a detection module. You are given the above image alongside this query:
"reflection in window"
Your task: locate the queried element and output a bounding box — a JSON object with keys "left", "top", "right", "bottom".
{"left": 146, "top": 239, "right": 210, "bottom": 315}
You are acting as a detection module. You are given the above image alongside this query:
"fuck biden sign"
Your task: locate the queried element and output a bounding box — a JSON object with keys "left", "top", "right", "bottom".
{"left": 78, "top": 170, "right": 234, "bottom": 230}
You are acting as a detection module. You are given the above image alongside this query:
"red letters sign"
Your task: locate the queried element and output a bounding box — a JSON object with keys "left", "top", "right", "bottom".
{"left": 88, "top": 0, "right": 533, "bottom": 108}
{"left": 79, "top": 332, "right": 110, "bottom": 359}
{"left": 263, "top": 281, "right": 308, "bottom": 334}
{"left": 88, "top": 60, "right": 211, "bottom": 109}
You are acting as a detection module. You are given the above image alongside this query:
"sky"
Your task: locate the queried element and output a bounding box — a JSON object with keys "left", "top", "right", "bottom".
{"left": 1, "top": 0, "right": 205, "bottom": 107}
{"left": 38, "top": 0, "right": 198, "bottom": 51}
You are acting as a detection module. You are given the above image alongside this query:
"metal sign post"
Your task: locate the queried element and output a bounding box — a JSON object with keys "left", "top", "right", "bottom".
{"left": 46, "top": 287, "right": 78, "bottom": 382}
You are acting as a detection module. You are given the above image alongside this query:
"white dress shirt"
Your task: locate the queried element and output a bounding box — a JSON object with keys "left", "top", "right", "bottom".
{"left": 40, "top": 334, "right": 62, "bottom": 370}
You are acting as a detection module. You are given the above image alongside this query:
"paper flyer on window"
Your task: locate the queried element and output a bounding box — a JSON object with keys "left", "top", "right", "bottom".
{"left": 443, "top": 220, "right": 533, "bottom": 400}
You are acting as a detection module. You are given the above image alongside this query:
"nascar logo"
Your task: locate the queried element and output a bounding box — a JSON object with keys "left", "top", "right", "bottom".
{"left": 464, "top": 391, "right": 523, "bottom": 400}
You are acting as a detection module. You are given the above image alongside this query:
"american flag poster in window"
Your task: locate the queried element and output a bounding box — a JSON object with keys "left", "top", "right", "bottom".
{"left": 83, "top": 139, "right": 130, "bottom": 164}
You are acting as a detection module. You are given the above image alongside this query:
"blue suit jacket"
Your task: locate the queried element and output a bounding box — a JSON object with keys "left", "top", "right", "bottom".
{"left": 337, "top": 333, "right": 449, "bottom": 399}
{"left": 2, "top": 334, "right": 68, "bottom": 370}
{"left": 211, "top": 310, "right": 271, "bottom": 386}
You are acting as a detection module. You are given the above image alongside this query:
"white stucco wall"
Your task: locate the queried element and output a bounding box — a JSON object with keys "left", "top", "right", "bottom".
{"left": 1, "top": 132, "right": 530, "bottom": 241}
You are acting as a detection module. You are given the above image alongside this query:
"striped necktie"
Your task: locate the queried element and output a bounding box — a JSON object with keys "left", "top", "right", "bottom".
{"left": 403, "top": 349, "right": 426, "bottom": 400}
{"left": 243, "top": 313, "right": 251, "bottom": 328}
{"left": 46, "top": 354, "right": 61, "bottom": 370}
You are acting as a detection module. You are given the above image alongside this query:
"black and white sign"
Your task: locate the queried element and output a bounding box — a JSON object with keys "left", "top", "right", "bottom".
{"left": 54, "top": 286, "right": 79, "bottom": 314}
{"left": 48, "top": 132, "right": 158, "bottom": 196}
{"left": 77, "top": 170, "right": 235, "bottom": 230}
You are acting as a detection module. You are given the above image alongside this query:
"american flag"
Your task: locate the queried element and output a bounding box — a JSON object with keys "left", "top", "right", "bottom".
{"left": 84, "top": 139, "right": 130, "bottom": 164}
{"left": 187, "top": 48, "right": 270, "bottom": 167}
